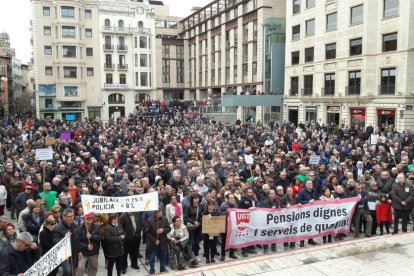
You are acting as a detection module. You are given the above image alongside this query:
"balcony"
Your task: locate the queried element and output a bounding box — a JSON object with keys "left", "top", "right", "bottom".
{"left": 289, "top": 89, "right": 299, "bottom": 96}
{"left": 322, "top": 87, "right": 335, "bottom": 96}
{"left": 117, "top": 64, "right": 128, "bottom": 70}
{"left": 104, "top": 83, "right": 128, "bottom": 89}
{"left": 302, "top": 88, "right": 313, "bottom": 96}
{"left": 346, "top": 86, "right": 361, "bottom": 96}
{"left": 103, "top": 44, "right": 114, "bottom": 51}
{"left": 379, "top": 84, "right": 395, "bottom": 95}
{"left": 104, "top": 63, "right": 115, "bottom": 70}
{"left": 117, "top": 45, "right": 127, "bottom": 52}
{"left": 102, "top": 26, "right": 151, "bottom": 35}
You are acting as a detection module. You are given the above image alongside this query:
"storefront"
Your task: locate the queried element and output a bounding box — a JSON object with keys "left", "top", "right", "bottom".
{"left": 349, "top": 108, "right": 366, "bottom": 128}
{"left": 288, "top": 106, "right": 299, "bottom": 126}
{"left": 326, "top": 106, "right": 340, "bottom": 125}
{"left": 305, "top": 106, "right": 317, "bottom": 123}
{"left": 377, "top": 108, "right": 395, "bottom": 131}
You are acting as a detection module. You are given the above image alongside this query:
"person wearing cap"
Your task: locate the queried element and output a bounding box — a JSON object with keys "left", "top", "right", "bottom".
{"left": 146, "top": 208, "right": 171, "bottom": 274}
{"left": 104, "top": 213, "right": 125, "bottom": 276}
{"left": 14, "top": 185, "right": 34, "bottom": 219}
{"left": 77, "top": 213, "right": 100, "bottom": 276}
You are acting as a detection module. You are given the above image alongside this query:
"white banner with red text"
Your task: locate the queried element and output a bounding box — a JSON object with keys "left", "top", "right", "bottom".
{"left": 225, "top": 197, "right": 359, "bottom": 249}
{"left": 81, "top": 192, "right": 159, "bottom": 214}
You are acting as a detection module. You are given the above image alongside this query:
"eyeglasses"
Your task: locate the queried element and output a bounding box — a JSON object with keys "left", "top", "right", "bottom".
{"left": 53, "top": 211, "right": 61, "bottom": 214}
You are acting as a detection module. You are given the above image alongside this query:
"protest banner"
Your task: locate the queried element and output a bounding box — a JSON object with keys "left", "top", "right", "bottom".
{"left": 225, "top": 197, "right": 358, "bottom": 249}
{"left": 81, "top": 191, "right": 159, "bottom": 214}
{"left": 202, "top": 215, "right": 226, "bottom": 235}
{"left": 309, "top": 155, "right": 321, "bottom": 165}
{"left": 244, "top": 154, "right": 254, "bottom": 164}
{"left": 60, "top": 132, "right": 71, "bottom": 141}
{"left": 25, "top": 236, "right": 71, "bottom": 276}
{"left": 45, "top": 137, "right": 56, "bottom": 146}
{"left": 35, "top": 148, "right": 53, "bottom": 161}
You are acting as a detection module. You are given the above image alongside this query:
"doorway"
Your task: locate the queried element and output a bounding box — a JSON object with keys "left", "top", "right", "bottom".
{"left": 288, "top": 109, "right": 299, "bottom": 126}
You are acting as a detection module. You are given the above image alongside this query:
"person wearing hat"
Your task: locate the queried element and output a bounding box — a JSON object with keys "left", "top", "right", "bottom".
{"left": 104, "top": 213, "right": 125, "bottom": 276}
{"left": 14, "top": 185, "right": 34, "bottom": 219}
{"left": 146, "top": 208, "right": 171, "bottom": 274}
{"left": 76, "top": 213, "right": 100, "bottom": 276}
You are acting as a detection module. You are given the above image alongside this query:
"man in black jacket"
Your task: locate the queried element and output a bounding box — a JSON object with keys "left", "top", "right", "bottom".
{"left": 76, "top": 213, "right": 100, "bottom": 276}
{"left": 119, "top": 212, "right": 142, "bottom": 272}
{"left": 0, "top": 232, "right": 39, "bottom": 276}
{"left": 53, "top": 208, "right": 82, "bottom": 276}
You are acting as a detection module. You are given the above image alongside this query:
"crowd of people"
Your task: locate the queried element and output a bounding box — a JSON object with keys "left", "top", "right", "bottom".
{"left": 0, "top": 102, "right": 413, "bottom": 276}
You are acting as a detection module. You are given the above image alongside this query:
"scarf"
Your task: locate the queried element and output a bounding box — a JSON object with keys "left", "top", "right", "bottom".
{"left": 173, "top": 203, "right": 181, "bottom": 217}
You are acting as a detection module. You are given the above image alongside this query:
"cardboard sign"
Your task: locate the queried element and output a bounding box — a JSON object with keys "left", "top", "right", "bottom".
{"left": 244, "top": 154, "right": 254, "bottom": 164}
{"left": 309, "top": 155, "right": 321, "bottom": 165}
{"left": 45, "top": 137, "right": 56, "bottom": 146}
{"left": 60, "top": 132, "right": 71, "bottom": 141}
{"left": 202, "top": 215, "right": 226, "bottom": 235}
{"left": 35, "top": 148, "right": 53, "bottom": 161}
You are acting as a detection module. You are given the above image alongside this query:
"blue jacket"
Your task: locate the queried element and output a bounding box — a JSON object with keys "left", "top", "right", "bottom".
{"left": 298, "top": 188, "right": 318, "bottom": 204}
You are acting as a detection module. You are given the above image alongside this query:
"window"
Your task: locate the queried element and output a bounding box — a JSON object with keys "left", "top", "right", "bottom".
{"left": 325, "top": 43, "right": 336, "bottom": 59}
{"left": 324, "top": 73, "right": 335, "bottom": 95}
{"left": 293, "top": 0, "right": 301, "bottom": 14}
{"left": 348, "top": 71, "right": 361, "bottom": 95}
{"left": 64, "top": 87, "right": 78, "bottom": 97}
{"left": 243, "top": 24, "right": 249, "bottom": 42}
{"left": 384, "top": 0, "right": 399, "bottom": 18}
{"left": 88, "top": 107, "right": 101, "bottom": 119}
{"left": 306, "top": 19, "right": 315, "bottom": 36}
{"left": 290, "top": 77, "right": 299, "bottom": 96}
{"left": 162, "top": 60, "right": 170, "bottom": 83}
{"left": 43, "top": 26, "right": 51, "bottom": 36}
{"left": 119, "top": 74, "right": 126, "bottom": 84}
{"left": 306, "top": 0, "right": 315, "bottom": 8}
{"left": 44, "top": 46, "right": 52, "bottom": 55}
{"left": 61, "top": 6, "right": 75, "bottom": 18}
{"left": 85, "top": 29, "right": 92, "bottom": 38}
{"left": 45, "top": 99, "right": 53, "bottom": 108}
{"left": 104, "top": 19, "right": 111, "bottom": 28}
{"left": 350, "top": 38, "right": 362, "bottom": 56}
{"left": 118, "top": 20, "right": 124, "bottom": 30}
{"left": 62, "top": 46, "right": 76, "bottom": 58}
{"left": 43, "top": 7, "right": 51, "bottom": 16}
{"left": 303, "top": 75, "right": 313, "bottom": 96}
{"left": 87, "top": 67, "right": 94, "bottom": 76}
{"left": 105, "top": 54, "right": 112, "bottom": 67}
{"left": 106, "top": 74, "right": 113, "bottom": 84}
{"left": 380, "top": 67, "right": 396, "bottom": 95}
{"left": 140, "top": 54, "right": 147, "bottom": 67}
{"left": 176, "top": 46, "right": 184, "bottom": 59}
{"left": 62, "top": 26, "right": 75, "bottom": 38}
{"left": 252, "top": 62, "right": 257, "bottom": 81}
{"left": 291, "top": 51, "right": 300, "bottom": 65}
{"left": 86, "top": 47, "right": 93, "bottom": 57}
{"left": 351, "top": 5, "right": 363, "bottom": 25}
{"left": 85, "top": 9, "right": 92, "bottom": 18}
{"left": 382, "top": 32, "right": 397, "bottom": 52}
{"left": 177, "top": 60, "right": 184, "bottom": 83}
{"left": 141, "top": 72, "right": 148, "bottom": 86}
{"left": 253, "top": 21, "right": 258, "bottom": 40}
{"left": 305, "top": 47, "right": 314, "bottom": 62}
{"left": 64, "top": 67, "right": 77, "bottom": 78}
{"left": 326, "top": 13, "right": 337, "bottom": 31}
{"left": 138, "top": 21, "right": 144, "bottom": 28}
{"left": 139, "top": 36, "right": 147, "bottom": 48}
{"left": 292, "top": 25, "right": 300, "bottom": 40}
{"left": 45, "top": 66, "right": 53, "bottom": 76}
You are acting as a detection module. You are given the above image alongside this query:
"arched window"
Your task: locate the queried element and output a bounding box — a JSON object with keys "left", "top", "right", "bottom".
{"left": 118, "top": 20, "right": 124, "bottom": 30}
{"left": 108, "top": 93, "right": 125, "bottom": 104}
{"left": 104, "top": 19, "right": 111, "bottom": 28}
{"left": 135, "top": 93, "right": 150, "bottom": 103}
{"left": 138, "top": 21, "right": 144, "bottom": 28}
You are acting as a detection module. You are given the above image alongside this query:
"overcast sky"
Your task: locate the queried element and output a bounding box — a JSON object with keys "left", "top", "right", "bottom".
{"left": 0, "top": 0, "right": 212, "bottom": 64}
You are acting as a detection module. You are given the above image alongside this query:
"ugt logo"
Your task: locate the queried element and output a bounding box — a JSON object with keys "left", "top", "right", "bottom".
{"left": 235, "top": 211, "right": 250, "bottom": 237}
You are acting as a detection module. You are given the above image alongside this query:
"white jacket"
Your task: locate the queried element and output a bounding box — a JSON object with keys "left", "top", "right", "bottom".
{"left": 0, "top": 185, "right": 7, "bottom": 206}
{"left": 165, "top": 203, "right": 183, "bottom": 224}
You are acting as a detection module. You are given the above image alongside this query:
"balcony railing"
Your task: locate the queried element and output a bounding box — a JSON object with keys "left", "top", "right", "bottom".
{"left": 346, "top": 86, "right": 361, "bottom": 96}
{"left": 102, "top": 26, "right": 151, "bottom": 34}
{"left": 322, "top": 87, "right": 335, "bottom": 96}
{"left": 117, "top": 45, "right": 127, "bottom": 51}
{"left": 302, "top": 88, "right": 313, "bottom": 96}
{"left": 104, "top": 63, "right": 115, "bottom": 70}
{"left": 118, "top": 64, "right": 128, "bottom": 70}
{"left": 103, "top": 44, "right": 114, "bottom": 51}
{"left": 379, "top": 84, "right": 395, "bottom": 95}
{"left": 289, "top": 89, "right": 299, "bottom": 96}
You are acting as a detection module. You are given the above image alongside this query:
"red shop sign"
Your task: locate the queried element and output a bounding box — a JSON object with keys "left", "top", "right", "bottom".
{"left": 349, "top": 108, "right": 366, "bottom": 115}
{"left": 376, "top": 109, "right": 396, "bottom": 116}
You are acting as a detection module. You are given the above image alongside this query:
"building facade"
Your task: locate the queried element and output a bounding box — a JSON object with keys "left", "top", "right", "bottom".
{"left": 31, "top": 0, "right": 101, "bottom": 120}
{"left": 0, "top": 32, "right": 17, "bottom": 116}
{"left": 99, "top": 0, "right": 157, "bottom": 120}
{"left": 283, "top": 0, "right": 414, "bottom": 131}
{"left": 179, "top": 0, "right": 286, "bottom": 123}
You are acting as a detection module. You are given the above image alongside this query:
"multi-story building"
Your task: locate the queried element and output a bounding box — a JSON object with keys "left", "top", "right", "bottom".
{"left": 154, "top": 5, "right": 186, "bottom": 100}
{"left": 31, "top": 0, "right": 101, "bottom": 120}
{"left": 99, "top": 0, "right": 156, "bottom": 120}
{"left": 179, "top": 0, "right": 286, "bottom": 123}
{"left": 0, "top": 32, "right": 16, "bottom": 116}
{"left": 283, "top": 0, "right": 414, "bottom": 131}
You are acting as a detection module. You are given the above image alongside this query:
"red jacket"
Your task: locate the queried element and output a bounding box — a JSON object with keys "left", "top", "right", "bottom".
{"left": 292, "top": 142, "right": 301, "bottom": 152}
{"left": 376, "top": 202, "right": 392, "bottom": 223}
